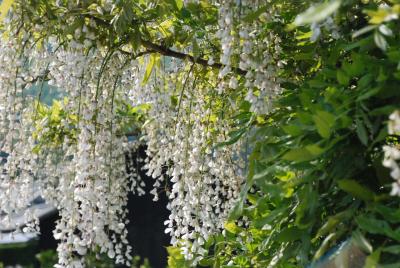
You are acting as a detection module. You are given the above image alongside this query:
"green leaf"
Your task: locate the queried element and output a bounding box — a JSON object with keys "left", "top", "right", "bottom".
{"left": 377, "top": 67, "right": 388, "bottom": 82}
{"left": 314, "top": 210, "right": 352, "bottom": 241}
{"left": 356, "top": 118, "right": 368, "bottom": 146}
{"left": 387, "top": 50, "right": 400, "bottom": 62}
{"left": 282, "top": 148, "right": 315, "bottom": 162}
{"left": 175, "top": 0, "right": 183, "bottom": 10}
{"left": 308, "top": 79, "right": 329, "bottom": 88}
{"left": 337, "top": 69, "right": 350, "bottom": 85}
{"left": 305, "top": 144, "right": 325, "bottom": 156}
{"left": 358, "top": 74, "right": 374, "bottom": 89}
{"left": 159, "top": 19, "right": 173, "bottom": 37}
{"left": 228, "top": 174, "right": 254, "bottom": 221}
{"left": 357, "top": 87, "right": 381, "bottom": 101}
{"left": 373, "top": 204, "right": 400, "bottom": 223}
{"left": 0, "top": 0, "right": 14, "bottom": 21}
{"left": 347, "top": 54, "right": 365, "bottom": 76}
{"left": 228, "top": 198, "right": 244, "bottom": 221}
{"left": 293, "top": 0, "right": 341, "bottom": 26}
{"left": 282, "top": 124, "right": 303, "bottom": 136}
{"left": 381, "top": 262, "right": 400, "bottom": 268}
{"left": 254, "top": 207, "right": 287, "bottom": 229}
{"left": 313, "top": 110, "right": 336, "bottom": 138}
{"left": 224, "top": 221, "right": 241, "bottom": 234}
{"left": 276, "top": 227, "right": 303, "bottom": 242}
{"left": 167, "top": 246, "right": 191, "bottom": 268}
{"left": 198, "top": 257, "right": 214, "bottom": 267}
{"left": 357, "top": 215, "right": 400, "bottom": 241}
{"left": 382, "top": 245, "right": 400, "bottom": 254}
{"left": 352, "top": 230, "right": 373, "bottom": 254}
{"left": 50, "top": 100, "right": 61, "bottom": 121}
{"left": 313, "top": 233, "right": 337, "bottom": 260}
{"left": 282, "top": 143, "right": 325, "bottom": 163}
{"left": 142, "top": 54, "right": 157, "bottom": 85}
{"left": 216, "top": 128, "right": 246, "bottom": 148}
{"left": 337, "top": 180, "right": 374, "bottom": 201}
{"left": 373, "top": 127, "right": 388, "bottom": 144}
{"left": 364, "top": 249, "right": 381, "bottom": 268}
{"left": 130, "top": 103, "right": 151, "bottom": 114}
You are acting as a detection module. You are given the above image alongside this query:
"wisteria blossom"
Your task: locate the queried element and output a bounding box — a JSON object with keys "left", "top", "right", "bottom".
{"left": 0, "top": 0, "right": 284, "bottom": 267}
{"left": 383, "top": 111, "right": 400, "bottom": 196}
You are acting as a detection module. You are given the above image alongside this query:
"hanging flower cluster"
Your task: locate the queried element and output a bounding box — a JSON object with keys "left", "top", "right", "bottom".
{"left": 239, "top": 3, "right": 283, "bottom": 114}
{"left": 217, "top": 0, "right": 234, "bottom": 82}
{"left": 47, "top": 48, "right": 137, "bottom": 267}
{"left": 216, "top": 0, "right": 283, "bottom": 113}
{"left": 0, "top": 30, "right": 49, "bottom": 234}
{"left": 0, "top": 0, "right": 286, "bottom": 266}
{"left": 0, "top": 26, "right": 143, "bottom": 266}
{"left": 383, "top": 110, "right": 400, "bottom": 196}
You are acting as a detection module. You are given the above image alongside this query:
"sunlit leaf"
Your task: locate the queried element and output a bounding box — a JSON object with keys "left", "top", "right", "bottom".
{"left": 142, "top": 54, "right": 158, "bottom": 85}
{"left": 175, "top": 0, "right": 183, "bottom": 10}
{"left": 0, "top": 0, "right": 14, "bottom": 21}
{"left": 313, "top": 110, "right": 336, "bottom": 138}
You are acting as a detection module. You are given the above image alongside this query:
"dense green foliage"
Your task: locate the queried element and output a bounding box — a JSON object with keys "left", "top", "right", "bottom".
{"left": 196, "top": 2, "right": 400, "bottom": 267}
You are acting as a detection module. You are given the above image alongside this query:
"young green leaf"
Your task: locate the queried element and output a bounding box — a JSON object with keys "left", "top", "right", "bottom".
{"left": 142, "top": 54, "right": 157, "bottom": 85}
{"left": 175, "top": 0, "right": 183, "bottom": 10}
{"left": 0, "top": 0, "right": 14, "bottom": 21}
{"left": 313, "top": 110, "right": 336, "bottom": 138}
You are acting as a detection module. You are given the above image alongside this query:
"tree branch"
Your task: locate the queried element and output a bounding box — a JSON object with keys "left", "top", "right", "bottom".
{"left": 118, "top": 48, "right": 155, "bottom": 59}
{"left": 140, "top": 40, "right": 247, "bottom": 75}
{"left": 19, "top": 70, "right": 50, "bottom": 85}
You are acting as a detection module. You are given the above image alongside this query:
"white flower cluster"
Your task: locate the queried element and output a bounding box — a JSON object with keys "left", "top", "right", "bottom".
{"left": 217, "top": 1, "right": 283, "bottom": 113}
{"left": 383, "top": 111, "right": 400, "bottom": 196}
{"left": 241, "top": 25, "right": 283, "bottom": 114}
{"left": 0, "top": 0, "right": 287, "bottom": 266}
{"left": 0, "top": 28, "right": 143, "bottom": 266}
{"left": 127, "top": 60, "right": 245, "bottom": 262}
{"left": 46, "top": 48, "right": 141, "bottom": 267}
{"left": 217, "top": 0, "right": 234, "bottom": 82}
{"left": 0, "top": 32, "right": 48, "bottom": 234}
